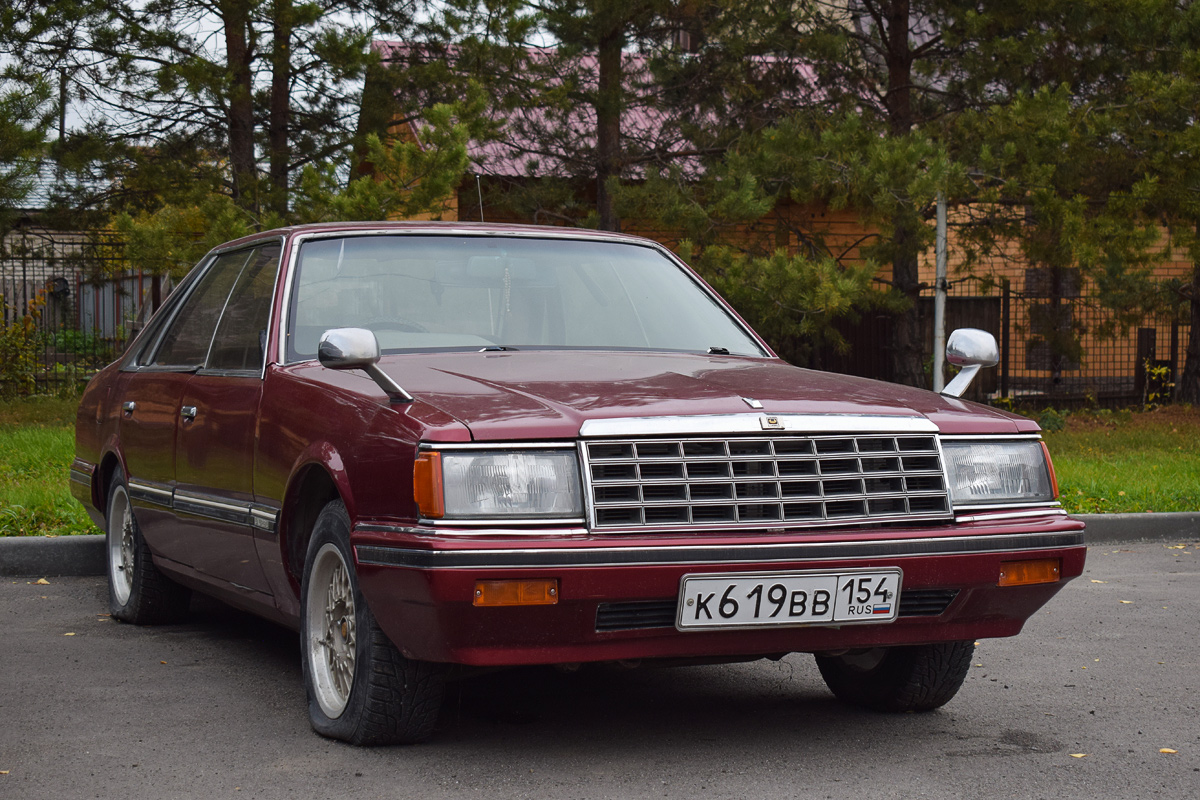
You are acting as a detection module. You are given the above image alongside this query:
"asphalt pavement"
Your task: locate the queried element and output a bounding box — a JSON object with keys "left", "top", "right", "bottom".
{"left": 1, "top": 538, "right": 1197, "bottom": 800}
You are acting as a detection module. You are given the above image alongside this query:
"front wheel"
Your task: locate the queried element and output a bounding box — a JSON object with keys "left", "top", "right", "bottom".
{"left": 300, "top": 500, "right": 445, "bottom": 745}
{"left": 815, "top": 641, "right": 975, "bottom": 713}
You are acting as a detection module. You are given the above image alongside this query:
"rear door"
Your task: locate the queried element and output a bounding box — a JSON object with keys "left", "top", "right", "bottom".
{"left": 114, "top": 257, "right": 223, "bottom": 566}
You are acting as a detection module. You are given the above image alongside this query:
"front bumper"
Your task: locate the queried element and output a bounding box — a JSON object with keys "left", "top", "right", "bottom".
{"left": 351, "top": 514, "right": 1085, "bottom": 666}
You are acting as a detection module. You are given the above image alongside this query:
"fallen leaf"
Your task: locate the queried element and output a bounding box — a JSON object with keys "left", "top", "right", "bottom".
{"left": 0, "top": 770, "right": 9, "bottom": 775}
{"left": 1118, "top": 491, "right": 1126, "bottom": 496}
{"left": 1070, "top": 753, "right": 1088, "bottom": 758}
{"left": 160, "top": 661, "right": 167, "bottom": 665}
{"left": 1091, "top": 580, "right": 1107, "bottom": 584}
{"left": 63, "top": 632, "right": 75, "bottom": 637}
{"left": 35, "top": 578, "right": 49, "bottom": 585}
{"left": 1160, "top": 748, "right": 1177, "bottom": 754}
{"left": 1120, "top": 600, "right": 1134, "bottom": 604}
{"left": 1094, "top": 659, "right": 1100, "bottom": 662}
{"left": 1165, "top": 545, "right": 1186, "bottom": 550}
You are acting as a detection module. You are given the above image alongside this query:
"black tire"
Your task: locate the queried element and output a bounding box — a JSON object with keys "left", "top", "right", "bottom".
{"left": 815, "top": 640, "right": 975, "bottom": 713}
{"left": 300, "top": 500, "right": 445, "bottom": 745}
{"left": 106, "top": 469, "right": 191, "bottom": 624}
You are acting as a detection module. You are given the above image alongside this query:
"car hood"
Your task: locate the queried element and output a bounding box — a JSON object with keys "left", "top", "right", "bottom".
{"left": 369, "top": 351, "right": 1035, "bottom": 441}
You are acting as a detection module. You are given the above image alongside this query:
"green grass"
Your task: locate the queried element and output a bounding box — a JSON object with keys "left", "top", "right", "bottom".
{"left": 0, "top": 396, "right": 98, "bottom": 536}
{"left": 1044, "top": 406, "right": 1200, "bottom": 514}
{"left": 0, "top": 425, "right": 97, "bottom": 536}
{"left": 0, "top": 395, "right": 82, "bottom": 428}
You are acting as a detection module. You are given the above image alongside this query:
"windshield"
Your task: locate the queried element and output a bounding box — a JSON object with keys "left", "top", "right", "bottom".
{"left": 285, "top": 235, "right": 767, "bottom": 361}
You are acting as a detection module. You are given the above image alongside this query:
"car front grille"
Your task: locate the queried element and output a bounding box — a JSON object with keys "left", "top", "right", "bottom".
{"left": 583, "top": 434, "right": 952, "bottom": 530}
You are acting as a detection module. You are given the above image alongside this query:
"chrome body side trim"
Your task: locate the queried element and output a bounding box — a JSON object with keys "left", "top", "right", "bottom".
{"left": 354, "top": 529, "right": 1086, "bottom": 570}
{"left": 173, "top": 491, "right": 253, "bottom": 526}
{"left": 125, "top": 483, "right": 280, "bottom": 533}
{"left": 69, "top": 459, "right": 95, "bottom": 487}
{"left": 127, "top": 478, "right": 174, "bottom": 508}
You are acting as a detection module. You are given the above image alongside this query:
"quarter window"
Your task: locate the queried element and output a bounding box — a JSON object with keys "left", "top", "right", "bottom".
{"left": 152, "top": 250, "right": 253, "bottom": 368}
{"left": 207, "top": 245, "right": 281, "bottom": 371}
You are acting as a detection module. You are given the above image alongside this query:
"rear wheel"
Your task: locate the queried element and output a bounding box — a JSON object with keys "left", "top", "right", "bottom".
{"left": 815, "top": 641, "right": 975, "bottom": 712}
{"left": 301, "top": 500, "right": 445, "bottom": 745}
{"left": 106, "top": 469, "right": 191, "bottom": 624}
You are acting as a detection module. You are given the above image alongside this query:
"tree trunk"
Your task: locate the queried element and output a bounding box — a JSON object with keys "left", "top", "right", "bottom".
{"left": 222, "top": 1, "right": 256, "bottom": 206}
{"left": 882, "top": 0, "right": 926, "bottom": 388}
{"left": 1177, "top": 261, "right": 1200, "bottom": 404}
{"left": 268, "top": 1, "right": 293, "bottom": 214}
{"left": 890, "top": 217, "right": 927, "bottom": 388}
{"left": 595, "top": 29, "right": 623, "bottom": 232}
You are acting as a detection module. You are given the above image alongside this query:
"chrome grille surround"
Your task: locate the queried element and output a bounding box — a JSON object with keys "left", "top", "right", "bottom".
{"left": 581, "top": 433, "right": 952, "bottom": 531}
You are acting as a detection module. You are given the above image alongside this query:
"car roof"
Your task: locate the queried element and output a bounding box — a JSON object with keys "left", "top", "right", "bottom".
{"left": 211, "top": 221, "right": 661, "bottom": 254}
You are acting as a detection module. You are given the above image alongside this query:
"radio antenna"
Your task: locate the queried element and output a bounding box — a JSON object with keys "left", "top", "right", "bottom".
{"left": 475, "top": 174, "right": 485, "bottom": 222}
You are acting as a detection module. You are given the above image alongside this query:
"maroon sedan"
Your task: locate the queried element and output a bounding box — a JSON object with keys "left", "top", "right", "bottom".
{"left": 72, "top": 223, "right": 1084, "bottom": 745}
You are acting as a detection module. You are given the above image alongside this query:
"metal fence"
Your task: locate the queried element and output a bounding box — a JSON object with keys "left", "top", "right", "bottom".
{"left": 820, "top": 269, "right": 1191, "bottom": 408}
{"left": 0, "top": 228, "right": 173, "bottom": 396}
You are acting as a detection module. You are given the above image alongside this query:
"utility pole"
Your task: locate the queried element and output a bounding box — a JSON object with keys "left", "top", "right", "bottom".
{"left": 932, "top": 192, "right": 948, "bottom": 392}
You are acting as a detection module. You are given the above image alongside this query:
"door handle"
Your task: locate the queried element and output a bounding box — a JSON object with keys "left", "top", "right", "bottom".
{"left": 180, "top": 405, "right": 197, "bottom": 421}
{"left": 122, "top": 401, "right": 136, "bottom": 416}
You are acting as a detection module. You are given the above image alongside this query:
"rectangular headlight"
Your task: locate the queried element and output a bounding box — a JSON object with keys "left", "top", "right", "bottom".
{"left": 435, "top": 450, "right": 583, "bottom": 519}
{"left": 942, "top": 440, "right": 1055, "bottom": 506}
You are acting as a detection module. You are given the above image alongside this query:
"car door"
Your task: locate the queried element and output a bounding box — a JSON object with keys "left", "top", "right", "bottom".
{"left": 173, "top": 244, "right": 281, "bottom": 594}
{"left": 114, "top": 258, "right": 218, "bottom": 566}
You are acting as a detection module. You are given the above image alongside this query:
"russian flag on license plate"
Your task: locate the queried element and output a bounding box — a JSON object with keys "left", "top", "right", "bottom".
{"left": 872, "top": 605, "right": 892, "bottom": 615}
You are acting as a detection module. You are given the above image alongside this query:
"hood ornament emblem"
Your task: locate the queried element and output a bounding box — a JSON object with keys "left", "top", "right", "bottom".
{"left": 759, "top": 415, "right": 785, "bottom": 430}
{"left": 741, "top": 397, "right": 763, "bottom": 409}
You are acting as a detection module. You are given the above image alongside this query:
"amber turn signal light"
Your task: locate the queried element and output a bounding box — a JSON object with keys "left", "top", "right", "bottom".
{"left": 413, "top": 451, "right": 444, "bottom": 518}
{"left": 474, "top": 579, "right": 559, "bottom": 606}
{"left": 998, "top": 558, "right": 1061, "bottom": 587}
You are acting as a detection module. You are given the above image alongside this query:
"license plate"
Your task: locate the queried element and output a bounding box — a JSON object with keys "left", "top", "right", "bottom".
{"left": 676, "top": 568, "right": 902, "bottom": 631}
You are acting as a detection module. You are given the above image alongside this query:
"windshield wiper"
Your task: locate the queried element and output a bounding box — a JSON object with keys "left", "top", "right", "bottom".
{"left": 480, "top": 345, "right": 520, "bottom": 352}
{"left": 707, "top": 346, "right": 730, "bottom": 355}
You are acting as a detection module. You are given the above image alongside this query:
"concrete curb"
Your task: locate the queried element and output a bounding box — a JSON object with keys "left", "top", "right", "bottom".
{"left": 0, "top": 534, "right": 105, "bottom": 578}
{"left": 1074, "top": 512, "right": 1200, "bottom": 544}
{"left": 1, "top": 515, "right": 1197, "bottom": 578}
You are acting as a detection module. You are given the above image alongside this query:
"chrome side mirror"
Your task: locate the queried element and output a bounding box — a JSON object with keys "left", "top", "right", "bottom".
{"left": 318, "top": 328, "right": 414, "bottom": 403}
{"left": 942, "top": 328, "right": 999, "bottom": 398}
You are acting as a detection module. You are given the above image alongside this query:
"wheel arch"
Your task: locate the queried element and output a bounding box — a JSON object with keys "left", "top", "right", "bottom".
{"left": 95, "top": 449, "right": 126, "bottom": 519}
{"left": 280, "top": 461, "right": 345, "bottom": 589}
